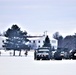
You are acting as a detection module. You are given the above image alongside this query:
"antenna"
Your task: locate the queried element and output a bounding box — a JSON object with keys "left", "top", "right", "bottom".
{"left": 44, "top": 31, "right": 47, "bottom": 36}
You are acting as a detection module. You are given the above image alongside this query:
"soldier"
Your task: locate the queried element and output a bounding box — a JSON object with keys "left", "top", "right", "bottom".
{"left": 24, "top": 50, "right": 28, "bottom": 56}
{"left": 34, "top": 50, "right": 36, "bottom": 60}
{"left": 0, "top": 51, "right": 1, "bottom": 56}
{"left": 9, "top": 52, "right": 12, "bottom": 56}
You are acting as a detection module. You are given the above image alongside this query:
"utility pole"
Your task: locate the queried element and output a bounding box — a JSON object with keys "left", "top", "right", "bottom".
{"left": 44, "top": 31, "right": 47, "bottom": 36}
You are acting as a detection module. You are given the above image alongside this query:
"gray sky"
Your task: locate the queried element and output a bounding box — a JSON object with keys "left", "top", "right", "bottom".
{"left": 0, "top": 0, "right": 76, "bottom": 36}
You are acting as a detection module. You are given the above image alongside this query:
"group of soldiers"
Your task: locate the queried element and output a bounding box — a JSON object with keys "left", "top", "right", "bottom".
{"left": 0, "top": 50, "right": 28, "bottom": 56}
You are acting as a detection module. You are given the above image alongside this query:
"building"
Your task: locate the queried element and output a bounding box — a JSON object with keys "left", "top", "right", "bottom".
{"left": 50, "top": 38, "right": 58, "bottom": 49}
{"left": 58, "top": 34, "right": 76, "bottom": 50}
{"left": 28, "top": 35, "right": 57, "bottom": 50}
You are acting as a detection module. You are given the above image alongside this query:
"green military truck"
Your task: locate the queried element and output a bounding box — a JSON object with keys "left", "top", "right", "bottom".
{"left": 34, "top": 47, "right": 51, "bottom": 60}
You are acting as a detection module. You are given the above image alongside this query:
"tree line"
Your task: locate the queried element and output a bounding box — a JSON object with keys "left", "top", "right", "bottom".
{"left": 2, "top": 24, "right": 52, "bottom": 56}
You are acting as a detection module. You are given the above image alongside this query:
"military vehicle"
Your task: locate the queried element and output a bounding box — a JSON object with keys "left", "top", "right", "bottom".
{"left": 69, "top": 49, "right": 76, "bottom": 59}
{"left": 34, "top": 47, "right": 51, "bottom": 60}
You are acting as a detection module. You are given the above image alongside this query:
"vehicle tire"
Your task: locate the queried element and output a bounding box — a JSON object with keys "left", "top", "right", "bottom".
{"left": 47, "top": 57, "right": 50, "bottom": 60}
{"left": 37, "top": 58, "right": 40, "bottom": 60}
{"left": 54, "top": 57, "right": 62, "bottom": 60}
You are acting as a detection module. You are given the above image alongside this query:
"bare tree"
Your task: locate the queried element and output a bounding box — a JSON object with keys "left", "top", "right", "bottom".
{"left": 53, "top": 32, "right": 63, "bottom": 40}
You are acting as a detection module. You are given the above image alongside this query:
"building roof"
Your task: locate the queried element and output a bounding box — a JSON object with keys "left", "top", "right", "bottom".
{"left": 28, "top": 37, "right": 44, "bottom": 40}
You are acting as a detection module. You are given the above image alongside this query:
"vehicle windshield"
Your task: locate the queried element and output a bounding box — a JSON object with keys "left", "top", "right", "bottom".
{"left": 38, "top": 49, "right": 49, "bottom": 53}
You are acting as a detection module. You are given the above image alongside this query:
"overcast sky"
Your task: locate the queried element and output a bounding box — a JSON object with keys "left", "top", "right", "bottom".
{"left": 0, "top": 0, "right": 76, "bottom": 36}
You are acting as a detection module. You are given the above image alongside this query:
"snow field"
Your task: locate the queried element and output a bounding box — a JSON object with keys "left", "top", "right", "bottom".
{"left": 0, "top": 50, "right": 76, "bottom": 75}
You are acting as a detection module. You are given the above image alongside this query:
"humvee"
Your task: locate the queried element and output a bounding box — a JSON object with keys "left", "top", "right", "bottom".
{"left": 34, "top": 47, "right": 51, "bottom": 60}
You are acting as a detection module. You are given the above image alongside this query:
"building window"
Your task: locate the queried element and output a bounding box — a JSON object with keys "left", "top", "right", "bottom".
{"left": 38, "top": 40, "right": 40, "bottom": 43}
{"left": 52, "top": 40, "right": 56, "bottom": 43}
{"left": 33, "top": 40, "right": 35, "bottom": 43}
{"left": 38, "top": 45, "right": 40, "bottom": 47}
{"left": 29, "top": 41, "right": 31, "bottom": 43}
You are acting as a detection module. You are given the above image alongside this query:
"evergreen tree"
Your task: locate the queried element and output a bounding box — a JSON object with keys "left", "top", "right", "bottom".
{"left": 43, "top": 35, "right": 51, "bottom": 48}
{"left": 3, "top": 24, "right": 29, "bottom": 56}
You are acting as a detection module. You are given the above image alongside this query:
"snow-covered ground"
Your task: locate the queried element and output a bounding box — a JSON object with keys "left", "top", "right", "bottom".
{"left": 0, "top": 50, "right": 76, "bottom": 75}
